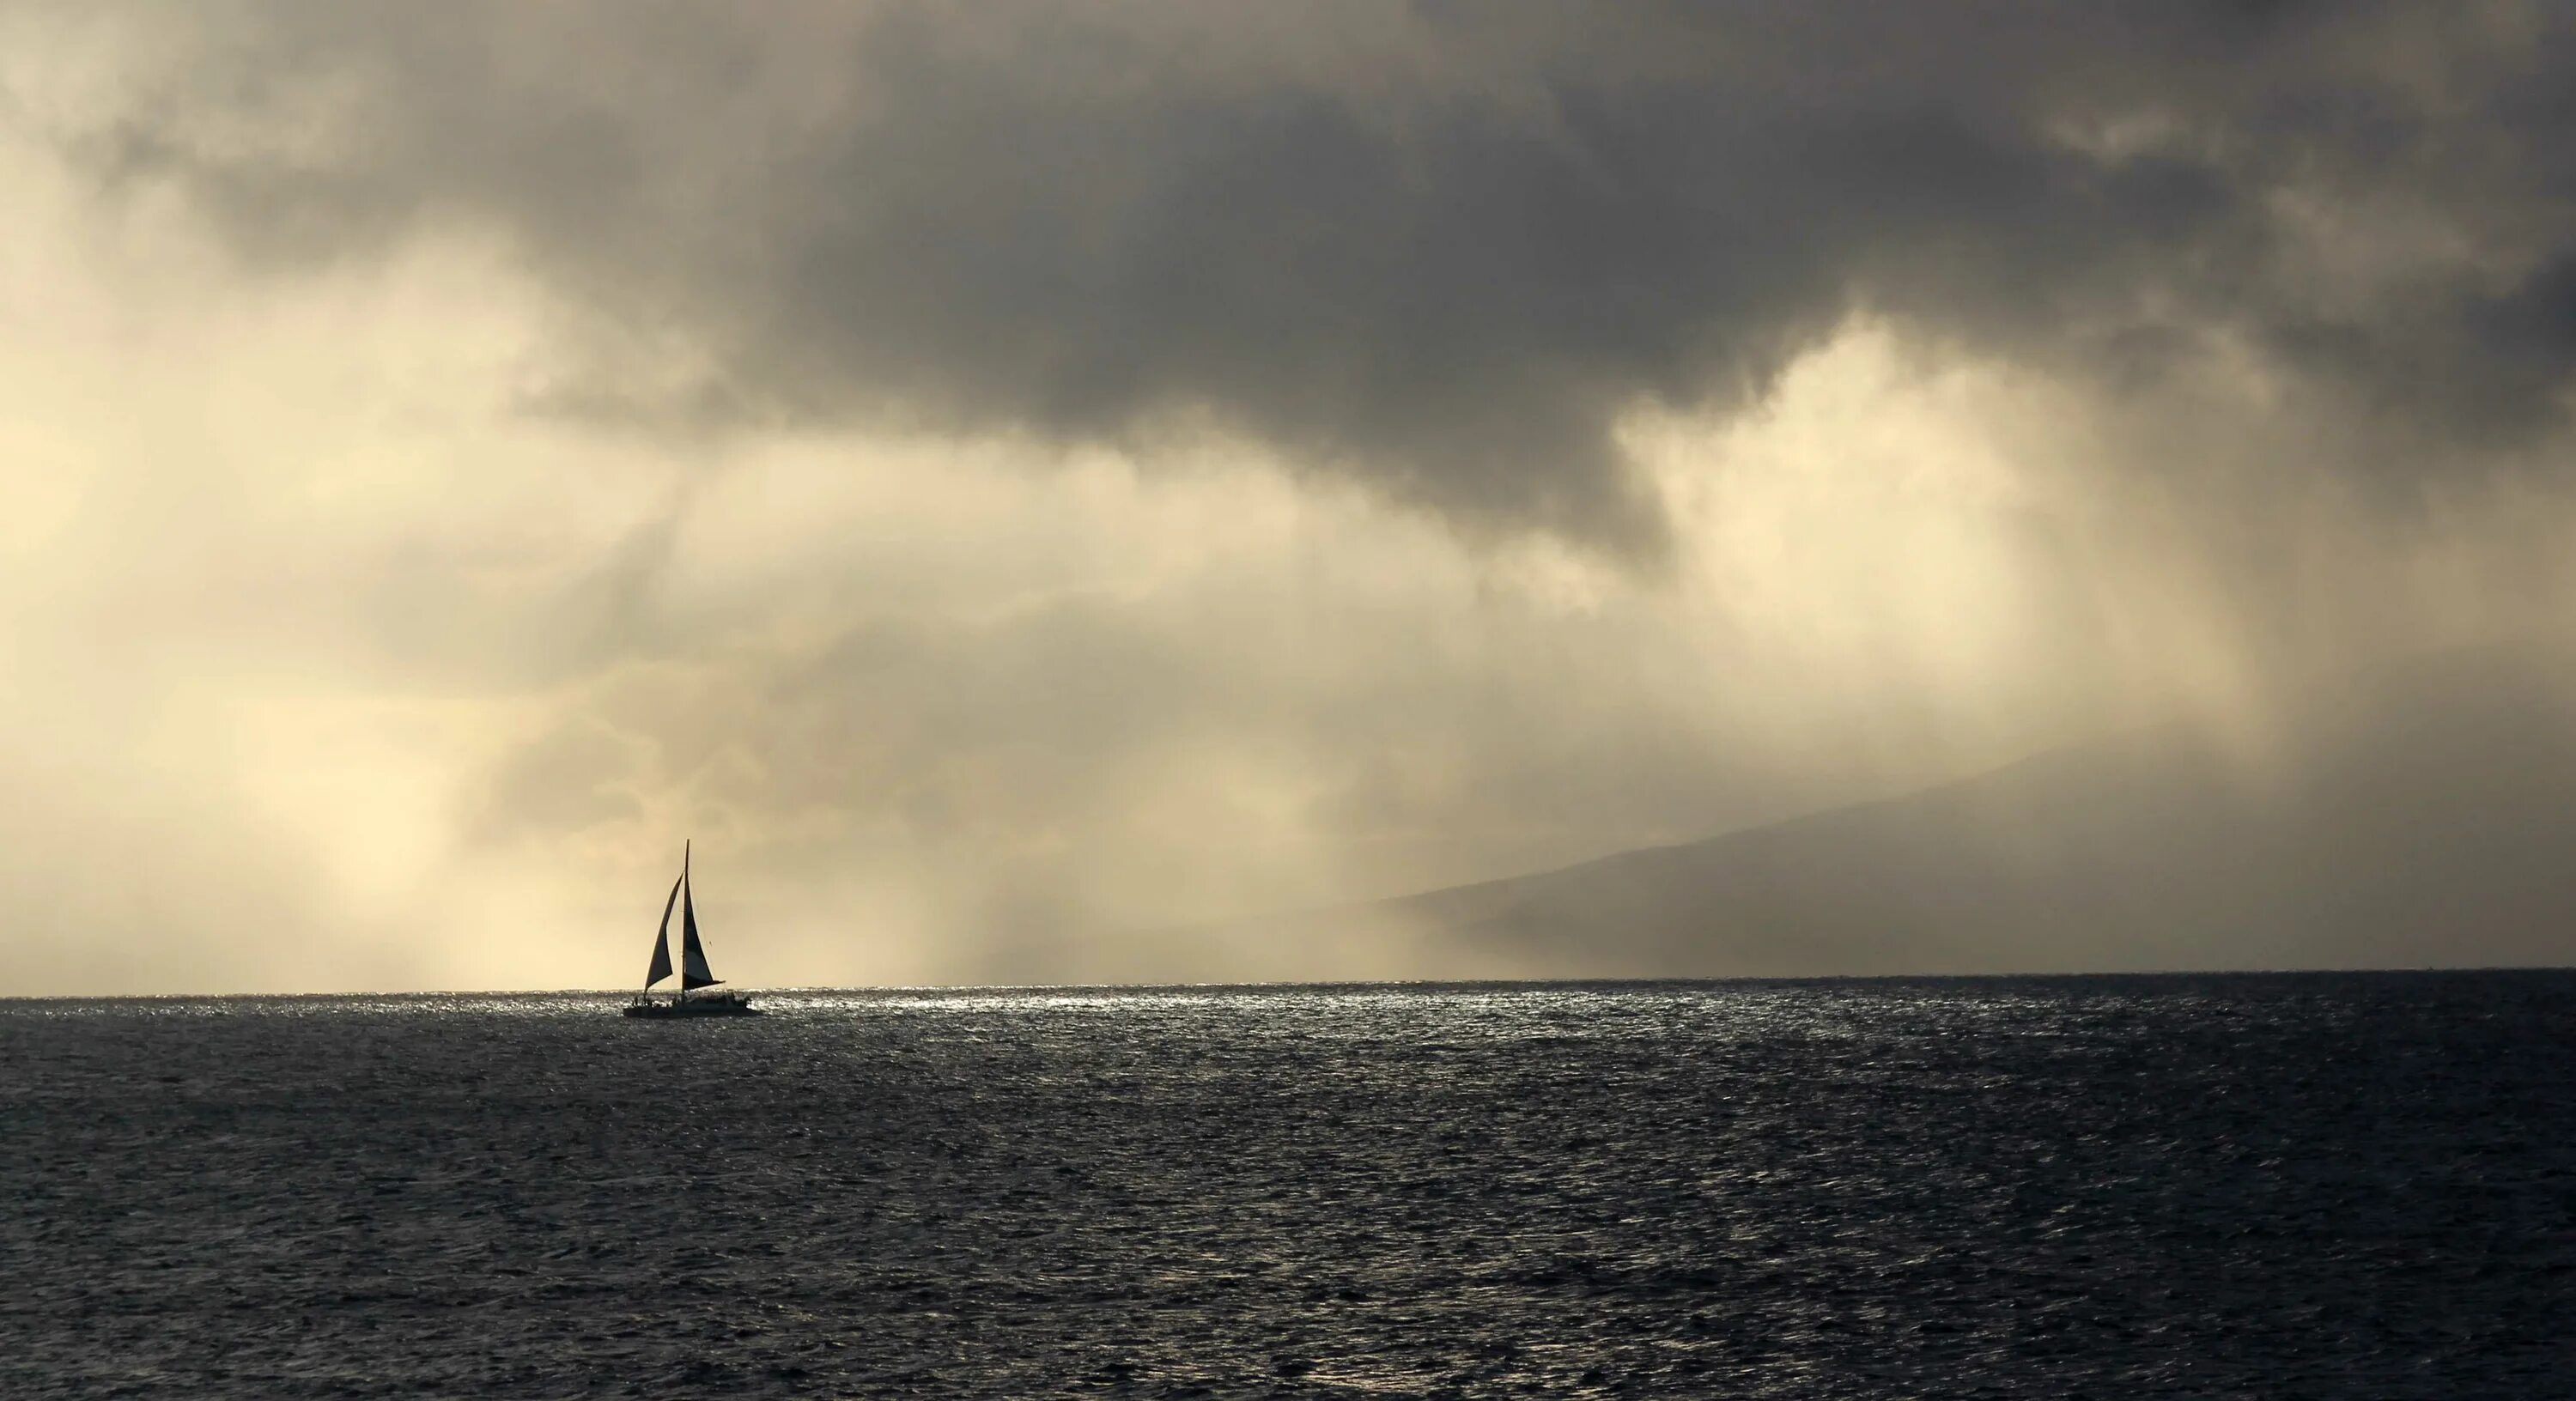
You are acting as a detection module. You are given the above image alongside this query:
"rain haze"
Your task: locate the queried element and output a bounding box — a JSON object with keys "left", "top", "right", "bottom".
{"left": 8, "top": 0, "right": 2576, "bottom": 993}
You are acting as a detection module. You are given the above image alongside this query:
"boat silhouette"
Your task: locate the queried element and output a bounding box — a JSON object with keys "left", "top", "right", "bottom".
{"left": 625, "top": 840, "right": 760, "bottom": 1017}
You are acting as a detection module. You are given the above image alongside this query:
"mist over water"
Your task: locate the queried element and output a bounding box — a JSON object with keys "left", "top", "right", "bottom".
{"left": 8, "top": 973, "right": 2569, "bottom": 1398}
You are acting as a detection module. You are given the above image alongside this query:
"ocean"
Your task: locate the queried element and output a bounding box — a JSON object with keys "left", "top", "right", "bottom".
{"left": 3, "top": 973, "right": 2570, "bottom": 1398}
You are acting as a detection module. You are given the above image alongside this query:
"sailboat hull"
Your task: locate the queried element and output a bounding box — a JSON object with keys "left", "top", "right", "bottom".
{"left": 623, "top": 994, "right": 762, "bottom": 1018}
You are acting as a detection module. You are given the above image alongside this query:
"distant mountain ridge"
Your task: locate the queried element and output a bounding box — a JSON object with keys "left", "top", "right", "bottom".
{"left": 1159, "top": 640, "right": 2576, "bottom": 978}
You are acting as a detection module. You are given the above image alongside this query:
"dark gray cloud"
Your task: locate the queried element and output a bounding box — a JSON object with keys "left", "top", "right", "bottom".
{"left": 25, "top": 0, "right": 2574, "bottom": 554}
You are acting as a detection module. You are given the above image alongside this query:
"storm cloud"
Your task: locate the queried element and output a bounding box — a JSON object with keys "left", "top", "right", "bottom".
{"left": 9, "top": 3, "right": 2576, "bottom": 992}
{"left": 23, "top": 1, "right": 2576, "bottom": 553}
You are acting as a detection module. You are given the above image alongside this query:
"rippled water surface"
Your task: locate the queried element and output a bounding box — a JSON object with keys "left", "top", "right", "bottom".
{"left": 5, "top": 973, "right": 2573, "bottom": 1398}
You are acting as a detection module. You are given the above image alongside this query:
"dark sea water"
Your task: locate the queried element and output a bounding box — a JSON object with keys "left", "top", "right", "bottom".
{"left": 4, "top": 973, "right": 2573, "bottom": 1398}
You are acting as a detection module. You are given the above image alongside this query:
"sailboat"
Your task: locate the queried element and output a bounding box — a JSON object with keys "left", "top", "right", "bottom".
{"left": 624, "top": 840, "right": 760, "bottom": 1017}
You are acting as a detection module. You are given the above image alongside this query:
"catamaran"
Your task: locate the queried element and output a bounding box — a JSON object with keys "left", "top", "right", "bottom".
{"left": 625, "top": 840, "right": 760, "bottom": 1017}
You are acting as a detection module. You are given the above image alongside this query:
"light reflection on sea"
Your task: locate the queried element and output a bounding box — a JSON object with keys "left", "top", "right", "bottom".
{"left": 3, "top": 973, "right": 2570, "bottom": 1398}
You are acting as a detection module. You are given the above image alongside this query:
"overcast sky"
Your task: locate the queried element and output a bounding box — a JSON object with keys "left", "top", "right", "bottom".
{"left": 6, "top": 2, "right": 2575, "bottom": 992}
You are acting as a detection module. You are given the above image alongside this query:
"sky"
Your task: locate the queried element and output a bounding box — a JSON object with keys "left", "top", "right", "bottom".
{"left": 6, "top": 1, "right": 2576, "bottom": 992}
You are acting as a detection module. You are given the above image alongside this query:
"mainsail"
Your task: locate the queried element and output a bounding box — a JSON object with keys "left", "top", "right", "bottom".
{"left": 680, "top": 881, "right": 719, "bottom": 989}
